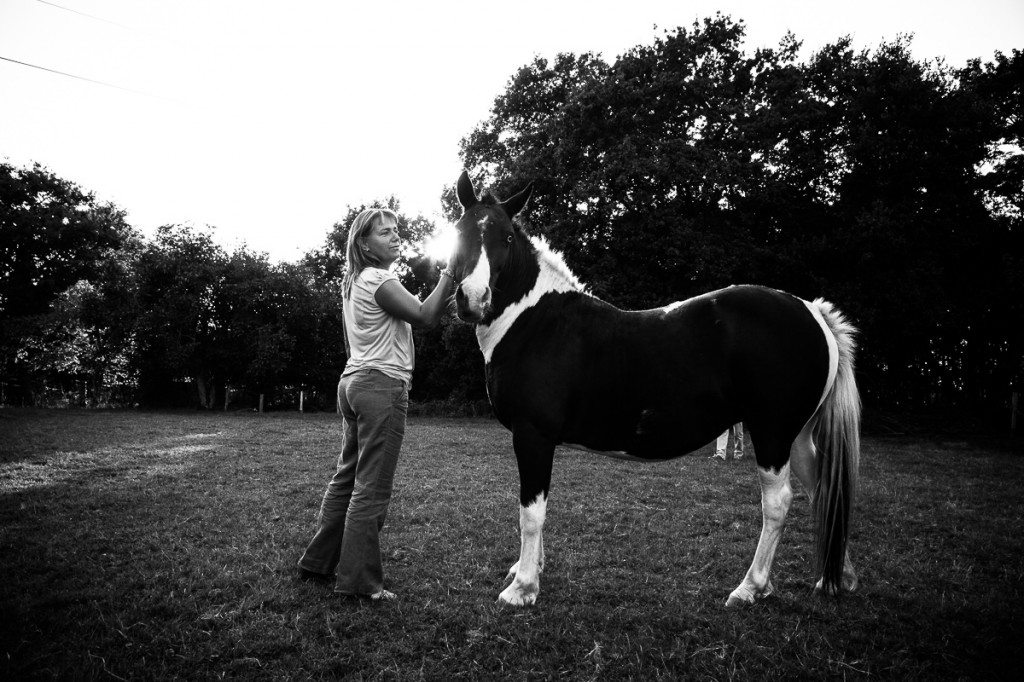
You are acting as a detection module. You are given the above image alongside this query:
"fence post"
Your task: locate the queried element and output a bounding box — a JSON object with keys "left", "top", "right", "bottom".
{"left": 299, "top": 390, "right": 304, "bottom": 413}
{"left": 259, "top": 394, "right": 264, "bottom": 414}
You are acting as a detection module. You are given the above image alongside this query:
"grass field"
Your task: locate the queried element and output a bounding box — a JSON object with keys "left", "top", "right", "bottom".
{"left": 1, "top": 408, "right": 1021, "bottom": 681}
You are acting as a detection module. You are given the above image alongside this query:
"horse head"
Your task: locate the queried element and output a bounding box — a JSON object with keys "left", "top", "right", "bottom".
{"left": 452, "top": 170, "right": 534, "bottom": 323}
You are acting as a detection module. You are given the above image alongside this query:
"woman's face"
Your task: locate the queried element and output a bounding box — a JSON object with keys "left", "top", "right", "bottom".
{"left": 362, "top": 215, "right": 401, "bottom": 266}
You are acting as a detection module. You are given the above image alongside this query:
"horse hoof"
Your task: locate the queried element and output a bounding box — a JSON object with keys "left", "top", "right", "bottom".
{"left": 814, "top": 579, "right": 837, "bottom": 597}
{"left": 726, "top": 581, "right": 774, "bottom": 607}
{"left": 498, "top": 583, "right": 538, "bottom": 607}
{"left": 725, "top": 587, "right": 757, "bottom": 607}
{"left": 725, "top": 593, "right": 752, "bottom": 608}
{"left": 814, "top": 575, "right": 859, "bottom": 595}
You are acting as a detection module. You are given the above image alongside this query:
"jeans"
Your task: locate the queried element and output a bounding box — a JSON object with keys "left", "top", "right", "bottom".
{"left": 715, "top": 423, "right": 744, "bottom": 459}
{"left": 298, "top": 370, "right": 408, "bottom": 595}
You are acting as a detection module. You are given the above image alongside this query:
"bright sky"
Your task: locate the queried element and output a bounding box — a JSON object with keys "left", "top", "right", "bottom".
{"left": 1, "top": 0, "right": 1021, "bottom": 263}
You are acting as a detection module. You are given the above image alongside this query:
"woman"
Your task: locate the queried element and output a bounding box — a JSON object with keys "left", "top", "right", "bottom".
{"left": 297, "top": 207, "right": 454, "bottom": 600}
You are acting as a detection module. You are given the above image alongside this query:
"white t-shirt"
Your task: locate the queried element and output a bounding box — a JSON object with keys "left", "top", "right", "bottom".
{"left": 342, "top": 267, "right": 414, "bottom": 386}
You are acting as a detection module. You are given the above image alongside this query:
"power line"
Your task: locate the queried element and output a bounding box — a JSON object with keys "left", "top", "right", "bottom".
{"left": 15, "top": 1, "right": 187, "bottom": 102}
{"left": 0, "top": 55, "right": 154, "bottom": 97}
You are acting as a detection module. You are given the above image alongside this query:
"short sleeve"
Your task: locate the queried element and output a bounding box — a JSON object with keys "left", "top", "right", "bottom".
{"left": 359, "top": 268, "right": 398, "bottom": 293}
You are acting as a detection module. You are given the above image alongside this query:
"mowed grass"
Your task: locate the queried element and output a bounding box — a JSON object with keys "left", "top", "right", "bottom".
{"left": 1, "top": 408, "right": 1021, "bottom": 681}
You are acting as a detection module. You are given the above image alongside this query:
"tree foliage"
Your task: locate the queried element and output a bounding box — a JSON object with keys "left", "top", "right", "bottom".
{"left": 0, "top": 162, "right": 140, "bottom": 404}
{"left": 0, "top": 162, "right": 135, "bottom": 318}
{"left": 132, "top": 225, "right": 227, "bottom": 407}
{"left": 133, "top": 226, "right": 348, "bottom": 409}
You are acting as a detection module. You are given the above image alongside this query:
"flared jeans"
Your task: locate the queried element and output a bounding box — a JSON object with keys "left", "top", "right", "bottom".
{"left": 298, "top": 369, "right": 408, "bottom": 595}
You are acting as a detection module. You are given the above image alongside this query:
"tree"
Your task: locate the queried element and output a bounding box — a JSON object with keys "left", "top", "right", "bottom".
{"left": 275, "top": 261, "right": 347, "bottom": 407}
{"left": 961, "top": 49, "right": 1024, "bottom": 400}
{"left": 792, "top": 39, "right": 1017, "bottom": 409}
{"left": 213, "top": 253, "right": 346, "bottom": 409}
{"left": 132, "top": 228, "right": 351, "bottom": 410}
{"left": 0, "top": 162, "right": 134, "bottom": 319}
{"left": 132, "top": 224, "right": 229, "bottom": 408}
{"left": 0, "top": 162, "right": 138, "bottom": 404}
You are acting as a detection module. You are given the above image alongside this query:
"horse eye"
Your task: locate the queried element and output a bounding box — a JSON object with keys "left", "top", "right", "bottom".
{"left": 506, "top": 234, "right": 513, "bottom": 243}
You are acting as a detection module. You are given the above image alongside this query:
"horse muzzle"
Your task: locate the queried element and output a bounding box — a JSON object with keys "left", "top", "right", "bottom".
{"left": 455, "top": 282, "right": 491, "bottom": 323}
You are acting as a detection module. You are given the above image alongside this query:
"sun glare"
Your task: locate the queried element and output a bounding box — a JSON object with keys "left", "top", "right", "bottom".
{"left": 423, "top": 224, "right": 457, "bottom": 264}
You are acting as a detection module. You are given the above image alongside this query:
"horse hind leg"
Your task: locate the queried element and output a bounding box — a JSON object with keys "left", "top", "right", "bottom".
{"left": 790, "top": 420, "right": 859, "bottom": 594}
{"left": 726, "top": 457, "right": 793, "bottom": 607}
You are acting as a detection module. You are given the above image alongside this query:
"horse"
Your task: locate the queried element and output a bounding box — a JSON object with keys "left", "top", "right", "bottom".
{"left": 448, "top": 170, "right": 861, "bottom": 607}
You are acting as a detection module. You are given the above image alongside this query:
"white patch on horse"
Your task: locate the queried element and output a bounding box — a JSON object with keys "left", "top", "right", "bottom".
{"left": 802, "top": 298, "right": 840, "bottom": 412}
{"left": 477, "top": 236, "right": 587, "bottom": 363}
{"left": 460, "top": 237, "right": 492, "bottom": 317}
{"left": 661, "top": 300, "right": 684, "bottom": 314}
{"left": 499, "top": 493, "right": 547, "bottom": 606}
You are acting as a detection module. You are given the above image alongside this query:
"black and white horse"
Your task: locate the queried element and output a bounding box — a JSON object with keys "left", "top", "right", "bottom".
{"left": 450, "top": 171, "right": 861, "bottom": 607}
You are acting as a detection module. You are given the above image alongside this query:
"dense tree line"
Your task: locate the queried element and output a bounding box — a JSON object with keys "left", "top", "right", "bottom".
{"left": 0, "top": 163, "right": 346, "bottom": 409}
{"left": 2, "top": 17, "right": 1021, "bottom": 426}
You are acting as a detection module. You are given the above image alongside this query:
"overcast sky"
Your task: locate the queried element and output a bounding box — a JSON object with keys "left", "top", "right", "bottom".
{"left": 1, "top": 0, "right": 1021, "bottom": 262}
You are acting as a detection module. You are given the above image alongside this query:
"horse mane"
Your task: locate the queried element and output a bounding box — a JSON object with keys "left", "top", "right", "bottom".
{"left": 529, "top": 234, "right": 587, "bottom": 293}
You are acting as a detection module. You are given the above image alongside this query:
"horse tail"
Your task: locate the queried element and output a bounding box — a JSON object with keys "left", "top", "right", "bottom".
{"left": 810, "top": 298, "right": 861, "bottom": 596}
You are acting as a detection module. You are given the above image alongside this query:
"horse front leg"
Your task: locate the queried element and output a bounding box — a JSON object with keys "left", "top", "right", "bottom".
{"left": 726, "top": 461, "right": 793, "bottom": 607}
{"left": 499, "top": 425, "right": 555, "bottom": 606}
{"left": 504, "top": 513, "right": 545, "bottom": 582}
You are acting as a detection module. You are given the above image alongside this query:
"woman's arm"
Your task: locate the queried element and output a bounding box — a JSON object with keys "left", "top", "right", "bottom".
{"left": 374, "top": 272, "right": 454, "bottom": 328}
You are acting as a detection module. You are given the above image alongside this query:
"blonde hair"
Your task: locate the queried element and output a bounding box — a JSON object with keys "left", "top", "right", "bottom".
{"left": 342, "top": 207, "right": 399, "bottom": 299}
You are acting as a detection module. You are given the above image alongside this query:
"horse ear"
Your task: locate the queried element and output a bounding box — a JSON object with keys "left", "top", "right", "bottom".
{"left": 456, "top": 170, "right": 477, "bottom": 208}
{"left": 501, "top": 181, "right": 534, "bottom": 218}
